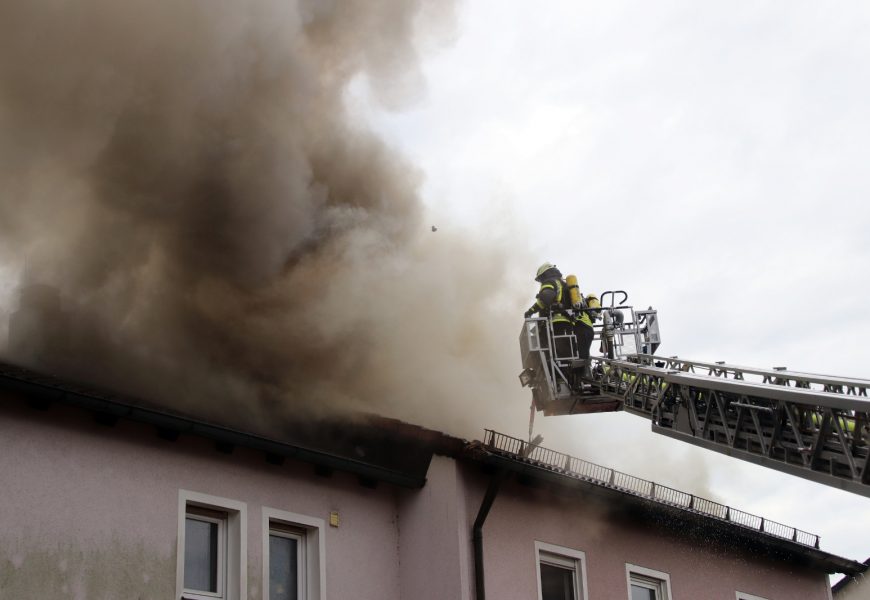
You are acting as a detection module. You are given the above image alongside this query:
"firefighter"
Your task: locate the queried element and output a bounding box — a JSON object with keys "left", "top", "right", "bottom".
{"left": 524, "top": 263, "right": 596, "bottom": 387}
{"left": 523, "top": 262, "right": 574, "bottom": 360}
{"left": 571, "top": 291, "right": 596, "bottom": 374}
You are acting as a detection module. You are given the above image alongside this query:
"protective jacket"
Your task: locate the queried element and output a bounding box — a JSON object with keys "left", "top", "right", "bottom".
{"left": 529, "top": 278, "right": 573, "bottom": 326}
{"left": 573, "top": 294, "right": 596, "bottom": 328}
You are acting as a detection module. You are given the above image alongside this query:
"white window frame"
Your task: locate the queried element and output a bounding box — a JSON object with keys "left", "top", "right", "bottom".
{"left": 626, "top": 563, "right": 672, "bottom": 600}
{"left": 184, "top": 509, "right": 227, "bottom": 598}
{"left": 535, "top": 541, "right": 588, "bottom": 600}
{"left": 177, "top": 490, "right": 247, "bottom": 600}
{"left": 263, "top": 507, "right": 325, "bottom": 600}
{"left": 268, "top": 527, "right": 305, "bottom": 600}
{"left": 736, "top": 593, "right": 769, "bottom": 600}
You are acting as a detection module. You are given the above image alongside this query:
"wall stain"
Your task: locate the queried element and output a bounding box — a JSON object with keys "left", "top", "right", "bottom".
{"left": 0, "top": 537, "right": 175, "bottom": 599}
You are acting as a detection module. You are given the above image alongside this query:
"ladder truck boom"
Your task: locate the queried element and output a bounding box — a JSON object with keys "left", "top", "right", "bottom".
{"left": 518, "top": 291, "right": 870, "bottom": 498}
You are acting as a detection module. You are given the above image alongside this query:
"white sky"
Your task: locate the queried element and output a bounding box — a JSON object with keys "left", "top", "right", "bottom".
{"left": 355, "top": 0, "right": 870, "bottom": 571}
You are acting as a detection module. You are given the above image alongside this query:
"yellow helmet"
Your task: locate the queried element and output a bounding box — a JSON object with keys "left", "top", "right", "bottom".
{"left": 535, "top": 262, "right": 557, "bottom": 281}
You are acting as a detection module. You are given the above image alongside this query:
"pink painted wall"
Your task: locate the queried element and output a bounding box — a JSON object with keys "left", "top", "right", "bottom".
{"left": 397, "top": 455, "right": 473, "bottom": 600}
{"left": 0, "top": 397, "right": 835, "bottom": 600}
{"left": 0, "top": 400, "right": 402, "bottom": 600}
{"left": 458, "top": 470, "right": 831, "bottom": 600}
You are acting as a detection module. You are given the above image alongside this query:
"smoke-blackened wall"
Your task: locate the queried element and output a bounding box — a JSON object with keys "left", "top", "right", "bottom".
{"left": 0, "top": 0, "right": 530, "bottom": 435}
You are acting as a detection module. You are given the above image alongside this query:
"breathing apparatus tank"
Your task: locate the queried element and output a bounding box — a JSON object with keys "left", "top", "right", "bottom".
{"left": 586, "top": 294, "right": 601, "bottom": 311}
{"left": 566, "top": 274, "right": 582, "bottom": 307}
{"left": 567, "top": 275, "right": 600, "bottom": 313}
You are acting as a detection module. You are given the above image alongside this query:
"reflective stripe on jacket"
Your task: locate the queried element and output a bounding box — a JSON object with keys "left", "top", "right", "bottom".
{"left": 535, "top": 279, "right": 573, "bottom": 325}
{"left": 572, "top": 292, "right": 598, "bottom": 328}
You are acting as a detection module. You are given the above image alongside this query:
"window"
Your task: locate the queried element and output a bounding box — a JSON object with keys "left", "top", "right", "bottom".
{"left": 185, "top": 507, "right": 226, "bottom": 596}
{"left": 626, "top": 564, "right": 671, "bottom": 600}
{"left": 177, "top": 491, "right": 247, "bottom": 600}
{"left": 263, "top": 507, "right": 325, "bottom": 600}
{"left": 269, "top": 524, "right": 304, "bottom": 600}
{"left": 736, "top": 594, "right": 769, "bottom": 600}
{"left": 535, "top": 542, "right": 587, "bottom": 600}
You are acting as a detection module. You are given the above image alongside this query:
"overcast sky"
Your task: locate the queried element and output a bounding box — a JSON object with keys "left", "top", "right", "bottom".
{"left": 354, "top": 0, "right": 870, "bottom": 570}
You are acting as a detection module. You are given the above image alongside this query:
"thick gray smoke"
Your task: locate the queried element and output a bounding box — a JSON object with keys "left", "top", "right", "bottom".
{"left": 0, "top": 0, "right": 530, "bottom": 436}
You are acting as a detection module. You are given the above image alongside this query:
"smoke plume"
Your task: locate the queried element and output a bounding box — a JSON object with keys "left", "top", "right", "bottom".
{"left": 0, "top": 0, "right": 531, "bottom": 436}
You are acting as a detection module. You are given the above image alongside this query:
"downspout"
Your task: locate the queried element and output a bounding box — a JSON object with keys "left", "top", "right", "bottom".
{"left": 473, "top": 470, "right": 506, "bottom": 600}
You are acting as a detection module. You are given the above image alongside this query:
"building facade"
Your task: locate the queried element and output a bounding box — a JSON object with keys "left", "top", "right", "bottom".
{"left": 0, "top": 363, "right": 863, "bottom": 599}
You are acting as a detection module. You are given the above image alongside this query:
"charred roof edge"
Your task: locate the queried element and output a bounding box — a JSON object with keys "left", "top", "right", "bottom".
{"left": 0, "top": 366, "right": 431, "bottom": 489}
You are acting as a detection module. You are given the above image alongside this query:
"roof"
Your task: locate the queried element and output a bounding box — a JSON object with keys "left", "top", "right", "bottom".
{"left": 462, "top": 429, "right": 868, "bottom": 576}
{"left": 0, "top": 360, "right": 463, "bottom": 489}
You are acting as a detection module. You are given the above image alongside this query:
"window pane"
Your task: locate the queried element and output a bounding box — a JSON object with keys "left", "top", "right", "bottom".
{"left": 270, "top": 534, "right": 299, "bottom": 600}
{"left": 631, "top": 583, "right": 657, "bottom": 600}
{"left": 540, "top": 563, "right": 575, "bottom": 600}
{"left": 185, "top": 517, "right": 218, "bottom": 592}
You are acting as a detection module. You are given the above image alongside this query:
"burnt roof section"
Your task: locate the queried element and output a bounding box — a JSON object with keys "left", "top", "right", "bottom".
{"left": 0, "top": 360, "right": 463, "bottom": 489}
{"left": 463, "top": 430, "right": 868, "bottom": 576}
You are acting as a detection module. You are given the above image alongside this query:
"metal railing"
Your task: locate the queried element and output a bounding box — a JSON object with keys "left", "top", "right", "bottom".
{"left": 482, "top": 429, "right": 820, "bottom": 549}
{"left": 651, "top": 356, "right": 870, "bottom": 397}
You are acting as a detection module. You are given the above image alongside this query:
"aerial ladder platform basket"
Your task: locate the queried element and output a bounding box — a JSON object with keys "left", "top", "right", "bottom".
{"left": 518, "top": 291, "right": 870, "bottom": 498}
{"left": 519, "top": 290, "right": 660, "bottom": 415}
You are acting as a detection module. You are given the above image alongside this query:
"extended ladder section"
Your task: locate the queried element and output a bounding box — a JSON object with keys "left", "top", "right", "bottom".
{"left": 588, "top": 356, "right": 870, "bottom": 498}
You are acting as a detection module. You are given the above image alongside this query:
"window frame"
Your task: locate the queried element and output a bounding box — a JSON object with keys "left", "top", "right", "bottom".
{"left": 262, "top": 507, "right": 325, "bottom": 600}
{"left": 535, "top": 541, "right": 588, "bottom": 600}
{"left": 268, "top": 526, "right": 305, "bottom": 600}
{"left": 177, "top": 490, "right": 247, "bottom": 600}
{"left": 625, "top": 563, "right": 672, "bottom": 600}
{"left": 184, "top": 509, "right": 227, "bottom": 598}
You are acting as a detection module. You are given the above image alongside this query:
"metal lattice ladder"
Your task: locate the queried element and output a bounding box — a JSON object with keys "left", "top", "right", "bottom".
{"left": 587, "top": 356, "right": 870, "bottom": 498}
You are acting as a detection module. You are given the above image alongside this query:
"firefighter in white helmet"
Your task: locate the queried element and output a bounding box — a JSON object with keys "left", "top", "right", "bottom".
{"left": 524, "top": 262, "right": 596, "bottom": 385}
{"left": 524, "top": 262, "right": 574, "bottom": 358}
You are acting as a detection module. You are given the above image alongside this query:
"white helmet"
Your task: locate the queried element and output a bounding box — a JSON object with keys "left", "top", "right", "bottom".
{"left": 535, "top": 262, "right": 557, "bottom": 282}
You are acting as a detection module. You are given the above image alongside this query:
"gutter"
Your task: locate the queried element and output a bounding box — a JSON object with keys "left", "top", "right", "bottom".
{"left": 472, "top": 469, "right": 506, "bottom": 600}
